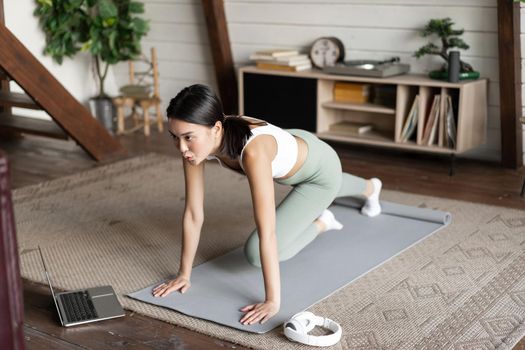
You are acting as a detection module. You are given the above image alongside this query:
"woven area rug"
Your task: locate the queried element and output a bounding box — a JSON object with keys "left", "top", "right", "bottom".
{"left": 13, "top": 153, "right": 525, "bottom": 349}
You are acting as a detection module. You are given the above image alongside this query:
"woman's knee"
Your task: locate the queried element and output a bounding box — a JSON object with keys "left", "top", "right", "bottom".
{"left": 243, "top": 234, "right": 261, "bottom": 267}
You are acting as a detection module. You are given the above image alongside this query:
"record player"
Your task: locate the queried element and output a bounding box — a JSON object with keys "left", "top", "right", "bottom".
{"left": 322, "top": 57, "right": 410, "bottom": 78}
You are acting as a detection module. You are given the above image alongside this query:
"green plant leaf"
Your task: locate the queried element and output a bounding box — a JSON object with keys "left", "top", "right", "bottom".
{"left": 36, "top": 0, "right": 52, "bottom": 7}
{"left": 81, "top": 39, "right": 93, "bottom": 51}
{"left": 132, "top": 18, "right": 149, "bottom": 34}
{"left": 129, "top": 2, "right": 145, "bottom": 13}
{"left": 99, "top": 0, "right": 118, "bottom": 19}
{"left": 108, "top": 30, "right": 117, "bottom": 51}
{"left": 64, "top": 0, "right": 84, "bottom": 11}
{"left": 103, "top": 17, "right": 117, "bottom": 27}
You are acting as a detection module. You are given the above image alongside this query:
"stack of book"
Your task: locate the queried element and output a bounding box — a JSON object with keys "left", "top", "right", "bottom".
{"left": 249, "top": 49, "right": 312, "bottom": 72}
{"left": 329, "top": 121, "right": 373, "bottom": 135}
{"left": 333, "top": 82, "right": 370, "bottom": 103}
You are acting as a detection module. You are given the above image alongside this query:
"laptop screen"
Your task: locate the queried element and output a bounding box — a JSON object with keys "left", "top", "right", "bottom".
{"left": 38, "top": 246, "right": 64, "bottom": 326}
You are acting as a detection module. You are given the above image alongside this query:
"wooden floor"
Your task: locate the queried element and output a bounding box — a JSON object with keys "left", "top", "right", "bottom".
{"left": 2, "top": 127, "right": 525, "bottom": 349}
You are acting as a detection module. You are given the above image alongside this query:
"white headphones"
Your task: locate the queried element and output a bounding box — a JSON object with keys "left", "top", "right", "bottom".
{"left": 283, "top": 311, "right": 342, "bottom": 347}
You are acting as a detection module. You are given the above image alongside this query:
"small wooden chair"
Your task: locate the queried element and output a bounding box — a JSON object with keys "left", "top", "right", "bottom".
{"left": 113, "top": 47, "right": 163, "bottom": 136}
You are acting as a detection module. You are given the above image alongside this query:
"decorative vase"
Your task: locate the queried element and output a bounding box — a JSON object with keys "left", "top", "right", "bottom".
{"left": 89, "top": 97, "right": 116, "bottom": 134}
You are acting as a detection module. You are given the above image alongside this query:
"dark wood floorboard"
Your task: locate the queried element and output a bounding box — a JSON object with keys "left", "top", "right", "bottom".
{"left": 2, "top": 125, "right": 525, "bottom": 349}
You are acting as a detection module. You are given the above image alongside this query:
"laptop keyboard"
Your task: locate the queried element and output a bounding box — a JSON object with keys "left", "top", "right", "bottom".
{"left": 59, "top": 291, "right": 98, "bottom": 323}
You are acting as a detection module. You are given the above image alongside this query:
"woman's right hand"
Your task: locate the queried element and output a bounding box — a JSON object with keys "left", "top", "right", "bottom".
{"left": 152, "top": 276, "right": 191, "bottom": 297}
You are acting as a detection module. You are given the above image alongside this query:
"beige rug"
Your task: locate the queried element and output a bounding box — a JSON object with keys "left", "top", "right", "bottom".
{"left": 13, "top": 153, "right": 525, "bottom": 349}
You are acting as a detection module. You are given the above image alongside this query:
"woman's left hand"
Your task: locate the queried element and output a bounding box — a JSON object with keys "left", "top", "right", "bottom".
{"left": 239, "top": 300, "right": 280, "bottom": 325}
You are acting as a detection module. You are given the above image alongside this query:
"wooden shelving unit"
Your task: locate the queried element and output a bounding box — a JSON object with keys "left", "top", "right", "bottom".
{"left": 239, "top": 66, "right": 488, "bottom": 155}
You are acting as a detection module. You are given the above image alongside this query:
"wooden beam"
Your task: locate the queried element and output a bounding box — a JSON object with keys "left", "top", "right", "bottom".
{"left": 201, "top": 0, "right": 238, "bottom": 114}
{"left": 497, "top": 0, "right": 523, "bottom": 168}
{"left": 0, "top": 0, "right": 12, "bottom": 121}
{"left": 0, "top": 151, "right": 25, "bottom": 350}
{"left": 0, "top": 24, "right": 126, "bottom": 161}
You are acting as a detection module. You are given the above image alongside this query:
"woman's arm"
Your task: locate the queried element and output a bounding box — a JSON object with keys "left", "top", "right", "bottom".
{"left": 153, "top": 157, "right": 205, "bottom": 297}
{"left": 240, "top": 136, "right": 281, "bottom": 324}
{"left": 179, "top": 157, "right": 205, "bottom": 277}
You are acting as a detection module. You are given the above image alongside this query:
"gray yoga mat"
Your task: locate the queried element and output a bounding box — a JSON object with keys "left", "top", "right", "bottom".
{"left": 127, "top": 198, "right": 451, "bottom": 333}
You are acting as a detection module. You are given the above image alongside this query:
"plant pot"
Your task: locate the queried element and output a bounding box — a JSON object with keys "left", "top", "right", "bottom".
{"left": 89, "top": 97, "right": 116, "bottom": 134}
{"left": 428, "top": 70, "right": 480, "bottom": 81}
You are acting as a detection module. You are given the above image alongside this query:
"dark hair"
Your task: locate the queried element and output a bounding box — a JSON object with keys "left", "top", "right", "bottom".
{"left": 166, "top": 84, "right": 264, "bottom": 159}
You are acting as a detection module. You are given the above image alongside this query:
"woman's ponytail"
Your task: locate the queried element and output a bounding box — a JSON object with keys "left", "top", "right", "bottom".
{"left": 221, "top": 116, "right": 254, "bottom": 159}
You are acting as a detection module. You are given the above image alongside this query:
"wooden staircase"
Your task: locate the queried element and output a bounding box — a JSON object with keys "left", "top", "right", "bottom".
{"left": 0, "top": 23, "right": 126, "bottom": 161}
{"left": 0, "top": 78, "right": 68, "bottom": 140}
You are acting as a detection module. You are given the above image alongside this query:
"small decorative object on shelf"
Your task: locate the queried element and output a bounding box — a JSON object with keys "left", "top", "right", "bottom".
{"left": 414, "top": 18, "right": 479, "bottom": 81}
{"left": 309, "top": 37, "right": 345, "bottom": 68}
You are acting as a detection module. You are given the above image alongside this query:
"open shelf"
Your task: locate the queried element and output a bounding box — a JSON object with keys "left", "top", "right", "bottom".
{"left": 239, "top": 66, "right": 488, "bottom": 155}
{"left": 321, "top": 101, "right": 396, "bottom": 115}
{"left": 319, "top": 129, "right": 394, "bottom": 143}
{"left": 317, "top": 131, "right": 457, "bottom": 154}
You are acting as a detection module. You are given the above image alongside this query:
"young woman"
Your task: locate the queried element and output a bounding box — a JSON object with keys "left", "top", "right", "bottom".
{"left": 152, "top": 84, "right": 382, "bottom": 326}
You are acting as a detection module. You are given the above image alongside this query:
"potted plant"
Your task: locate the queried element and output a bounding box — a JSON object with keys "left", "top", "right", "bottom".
{"left": 414, "top": 18, "right": 479, "bottom": 80}
{"left": 34, "top": 0, "right": 149, "bottom": 132}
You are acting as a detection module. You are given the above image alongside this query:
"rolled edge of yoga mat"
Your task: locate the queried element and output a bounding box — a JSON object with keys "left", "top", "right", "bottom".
{"left": 334, "top": 197, "right": 452, "bottom": 225}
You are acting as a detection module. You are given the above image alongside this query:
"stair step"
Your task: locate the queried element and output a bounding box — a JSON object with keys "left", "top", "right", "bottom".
{"left": 0, "top": 91, "right": 40, "bottom": 109}
{"left": 0, "top": 113, "right": 68, "bottom": 139}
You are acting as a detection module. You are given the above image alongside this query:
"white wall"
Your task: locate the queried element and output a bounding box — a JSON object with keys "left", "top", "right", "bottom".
{"left": 4, "top": 0, "right": 513, "bottom": 162}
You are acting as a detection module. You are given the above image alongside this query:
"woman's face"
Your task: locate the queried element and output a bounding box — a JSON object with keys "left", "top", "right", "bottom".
{"left": 168, "top": 118, "right": 220, "bottom": 165}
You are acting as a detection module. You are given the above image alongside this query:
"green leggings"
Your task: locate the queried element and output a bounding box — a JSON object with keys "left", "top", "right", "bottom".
{"left": 244, "top": 129, "right": 367, "bottom": 267}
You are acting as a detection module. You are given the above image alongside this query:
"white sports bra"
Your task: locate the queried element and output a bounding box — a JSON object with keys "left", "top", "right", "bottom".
{"left": 207, "top": 121, "right": 298, "bottom": 178}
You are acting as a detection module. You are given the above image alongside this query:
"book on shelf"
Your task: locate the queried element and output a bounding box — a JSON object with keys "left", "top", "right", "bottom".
{"left": 445, "top": 95, "right": 457, "bottom": 148}
{"left": 249, "top": 49, "right": 299, "bottom": 60}
{"left": 372, "top": 85, "right": 397, "bottom": 107}
{"left": 256, "top": 62, "right": 312, "bottom": 72}
{"left": 437, "top": 95, "right": 448, "bottom": 148}
{"left": 329, "top": 121, "right": 373, "bottom": 135}
{"left": 400, "top": 95, "right": 419, "bottom": 142}
{"left": 334, "top": 82, "right": 370, "bottom": 91}
{"left": 333, "top": 91, "right": 369, "bottom": 103}
{"left": 254, "top": 58, "right": 312, "bottom": 67}
{"left": 421, "top": 95, "right": 440, "bottom": 146}
{"left": 275, "top": 54, "right": 309, "bottom": 62}
{"left": 333, "top": 82, "right": 370, "bottom": 103}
